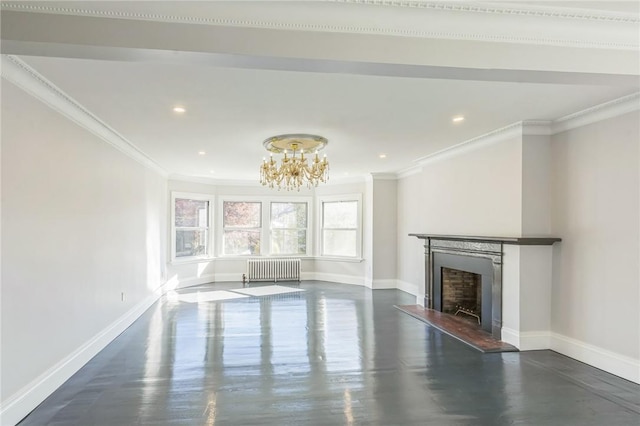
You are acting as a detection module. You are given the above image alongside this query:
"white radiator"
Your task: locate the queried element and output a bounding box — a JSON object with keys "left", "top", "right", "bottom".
{"left": 247, "top": 258, "right": 301, "bottom": 283}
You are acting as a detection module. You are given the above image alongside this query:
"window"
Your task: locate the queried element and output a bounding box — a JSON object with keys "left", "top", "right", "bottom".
{"left": 270, "top": 202, "right": 307, "bottom": 255}
{"left": 218, "top": 197, "right": 311, "bottom": 257}
{"left": 223, "top": 201, "right": 262, "bottom": 255}
{"left": 172, "top": 193, "right": 213, "bottom": 260}
{"left": 321, "top": 198, "right": 360, "bottom": 257}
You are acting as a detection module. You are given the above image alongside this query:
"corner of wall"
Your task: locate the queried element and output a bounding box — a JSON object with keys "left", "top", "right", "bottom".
{"left": 0, "top": 282, "right": 170, "bottom": 425}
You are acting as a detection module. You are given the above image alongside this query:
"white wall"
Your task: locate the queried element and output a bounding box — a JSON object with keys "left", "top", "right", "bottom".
{"left": 396, "top": 133, "right": 524, "bottom": 297}
{"left": 521, "top": 135, "right": 551, "bottom": 235}
{"left": 370, "top": 177, "right": 397, "bottom": 287}
{"left": 550, "top": 111, "right": 639, "bottom": 381}
{"left": 396, "top": 172, "right": 426, "bottom": 296}
{"left": 501, "top": 245, "right": 554, "bottom": 351}
{"left": 1, "top": 82, "right": 167, "bottom": 424}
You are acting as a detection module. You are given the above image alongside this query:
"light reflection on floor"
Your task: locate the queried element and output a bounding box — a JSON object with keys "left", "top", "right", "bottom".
{"left": 17, "top": 281, "right": 640, "bottom": 426}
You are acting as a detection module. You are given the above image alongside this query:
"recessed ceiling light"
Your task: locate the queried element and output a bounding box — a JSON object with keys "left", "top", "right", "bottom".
{"left": 173, "top": 106, "right": 186, "bottom": 113}
{"left": 379, "top": 154, "right": 387, "bottom": 159}
{"left": 209, "top": 170, "right": 215, "bottom": 174}
{"left": 198, "top": 151, "right": 206, "bottom": 155}
{"left": 452, "top": 116, "right": 465, "bottom": 123}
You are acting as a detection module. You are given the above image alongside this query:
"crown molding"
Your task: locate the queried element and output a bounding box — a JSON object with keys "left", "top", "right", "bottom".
{"left": 169, "top": 175, "right": 259, "bottom": 187}
{"left": 4, "top": 1, "right": 636, "bottom": 23}
{"left": 169, "top": 173, "right": 368, "bottom": 188}
{"left": 1, "top": 55, "right": 168, "bottom": 177}
{"left": 522, "top": 120, "right": 553, "bottom": 136}
{"left": 403, "top": 91, "right": 639, "bottom": 175}
{"left": 1, "top": 2, "right": 637, "bottom": 50}
{"left": 335, "top": 1, "right": 640, "bottom": 23}
{"left": 552, "top": 92, "right": 640, "bottom": 134}
{"left": 370, "top": 172, "right": 398, "bottom": 180}
{"left": 414, "top": 121, "right": 525, "bottom": 166}
{"left": 396, "top": 165, "right": 423, "bottom": 179}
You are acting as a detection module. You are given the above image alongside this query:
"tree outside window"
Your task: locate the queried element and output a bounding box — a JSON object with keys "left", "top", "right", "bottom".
{"left": 175, "top": 198, "right": 210, "bottom": 257}
{"left": 223, "top": 201, "right": 261, "bottom": 255}
{"left": 270, "top": 202, "right": 307, "bottom": 255}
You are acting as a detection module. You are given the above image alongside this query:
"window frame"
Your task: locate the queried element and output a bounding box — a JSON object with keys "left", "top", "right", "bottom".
{"left": 269, "top": 201, "right": 310, "bottom": 256}
{"left": 317, "top": 194, "right": 363, "bottom": 259}
{"left": 220, "top": 199, "right": 263, "bottom": 256}
{"left": 170, "top": 191, "right": 215, "bottom": 262}
{"left": 217, "top": 196, "right": 313, "bottom": 257}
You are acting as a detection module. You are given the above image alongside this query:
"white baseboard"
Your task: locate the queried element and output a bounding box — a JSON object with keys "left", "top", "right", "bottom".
{"left": 213, "top": 273, "right": 243, "bottom": 283}
{"left": 175, "top": 273, "right": 216, "bottom": 289}
{"left": 176, "top": 272, "right": 366, "bottom": 288}
{"left": 300, "top": 271, "right": 314, "bottom": 281}
{"left": 519, "top": 331, "right": 551, "bottom": 351}
{"left": 501, "top": 326, "right": 520, "bottom": 348}
{"left": 501, "top": 327, "right": 551, "bottom": 351}
{"left": 313, "top": 272, "right": 364, "bottom": 286}
{"left": 550, "top": 332, "right": 640, "bottom": 384}
{"left": 372, "top": 279, "right": 397, "bottom": 289}
{"left": 396, "top": 280, "right": 419, "bottom": 296}
{"left": 0, "top": 282, "right": 170, "bottom": 426}
{"left": 174, "top": 272, "right": 412, "bottom": 292}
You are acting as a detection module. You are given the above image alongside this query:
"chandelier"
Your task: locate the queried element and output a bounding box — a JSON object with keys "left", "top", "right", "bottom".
{"left": 260, "top": 134, "right": 329, "bottom": 191}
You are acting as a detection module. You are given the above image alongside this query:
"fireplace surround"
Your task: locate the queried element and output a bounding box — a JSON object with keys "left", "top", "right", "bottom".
{"left": 436, "top": 259, "right": 492, "bottom": 333}
{"left": 409, "top": 234, "right": 561, "bottom": 342}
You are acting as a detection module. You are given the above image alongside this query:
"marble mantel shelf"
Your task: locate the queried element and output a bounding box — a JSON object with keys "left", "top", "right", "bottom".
{"left": 409, "top": 234, "right": 561, "bottom": 245}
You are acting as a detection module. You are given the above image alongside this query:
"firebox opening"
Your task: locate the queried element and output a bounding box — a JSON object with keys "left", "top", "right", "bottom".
{"left": 442, "top": 267, "right": 482, "bottom": 324}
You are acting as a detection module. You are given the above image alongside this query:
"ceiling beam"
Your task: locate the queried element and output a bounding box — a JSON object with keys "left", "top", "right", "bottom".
{"left": 2, "top": 11, "right": 639, "bottom": 86}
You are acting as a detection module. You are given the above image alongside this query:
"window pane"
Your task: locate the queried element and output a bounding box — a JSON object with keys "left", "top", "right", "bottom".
{"left": 271, "top": 203, "right": 307, "bottom": 228}
{"left": 323, "top": 201, "right": 357, "bottom": 228}
{"left": 323, "top": 230, "right": 356, "bottom": 257}
{"left": 224, "top": 230, "right": 261, "bottom": 255}
{"left": 176, "top": 229, "right": 208, "bottom": 257}
{"left": 271, "top": 230, "right": 307, "bottom": 255}
{"left": 175, "top": 199, "right": 209, "bottom": 227}
{"left": 223, "top": 202, "right": 261, "bottom": 227}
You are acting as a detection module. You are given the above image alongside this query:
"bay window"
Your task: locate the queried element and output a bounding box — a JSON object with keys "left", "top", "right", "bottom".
{"left": 270, "top": 202, "right": 308, "bottom": 255}
{"left": 223, "top": 201, "right": 262, "bottom": 255}
{"left": 172, "top": 192, "right": 214, "bottom": 260}
{"left": 320, "top": 196, "right": 361, "bottom": 258}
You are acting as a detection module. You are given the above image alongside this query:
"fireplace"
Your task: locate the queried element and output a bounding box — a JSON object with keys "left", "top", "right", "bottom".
{"left": 441, "top": 268, "right": 481, "bottom": 321}
{"left": 433, "top": 252, "right": 495, "bottom": 334}
{"left": 409, "top": 234, "right": 561, "bottom": 344}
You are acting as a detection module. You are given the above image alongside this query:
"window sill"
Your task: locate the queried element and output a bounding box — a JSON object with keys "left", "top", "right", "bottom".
{"left": 169, "top": 256, "right": 364, "bottom": 265}
{"left": 216, "top": 255, "right": 314, "bottom": 261}
{"left": 170, "top": 257, "right": 216, "bottom": 265}
{"left": 312, "top": 256, "right": 364, "bottom": 263}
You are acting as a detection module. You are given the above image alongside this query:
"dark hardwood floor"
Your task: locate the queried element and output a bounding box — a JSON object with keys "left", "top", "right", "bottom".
{"left": 19, "top": 281, "right": 640, "bottom": 425}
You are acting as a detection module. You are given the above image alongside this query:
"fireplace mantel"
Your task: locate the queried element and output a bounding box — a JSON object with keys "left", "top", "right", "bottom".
{"left": 409, "top": 234, "right": 561, "bottom": 245}
{"left": 410, "top": 233, "right": 561, "bottom": 341}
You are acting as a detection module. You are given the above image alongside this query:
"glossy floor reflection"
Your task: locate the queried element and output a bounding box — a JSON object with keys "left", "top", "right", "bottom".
{"left": 20, "top": 282, "right": 640, "bottom": 425}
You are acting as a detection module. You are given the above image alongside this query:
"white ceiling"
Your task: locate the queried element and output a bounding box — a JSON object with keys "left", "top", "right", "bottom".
{"left": 1, "top": 1, "right": 639, "bottom": 183}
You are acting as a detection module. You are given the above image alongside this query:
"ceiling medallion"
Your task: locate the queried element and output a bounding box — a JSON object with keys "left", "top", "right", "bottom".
{"left": 260, "top": 133, "right": 329, "bottom": 191}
